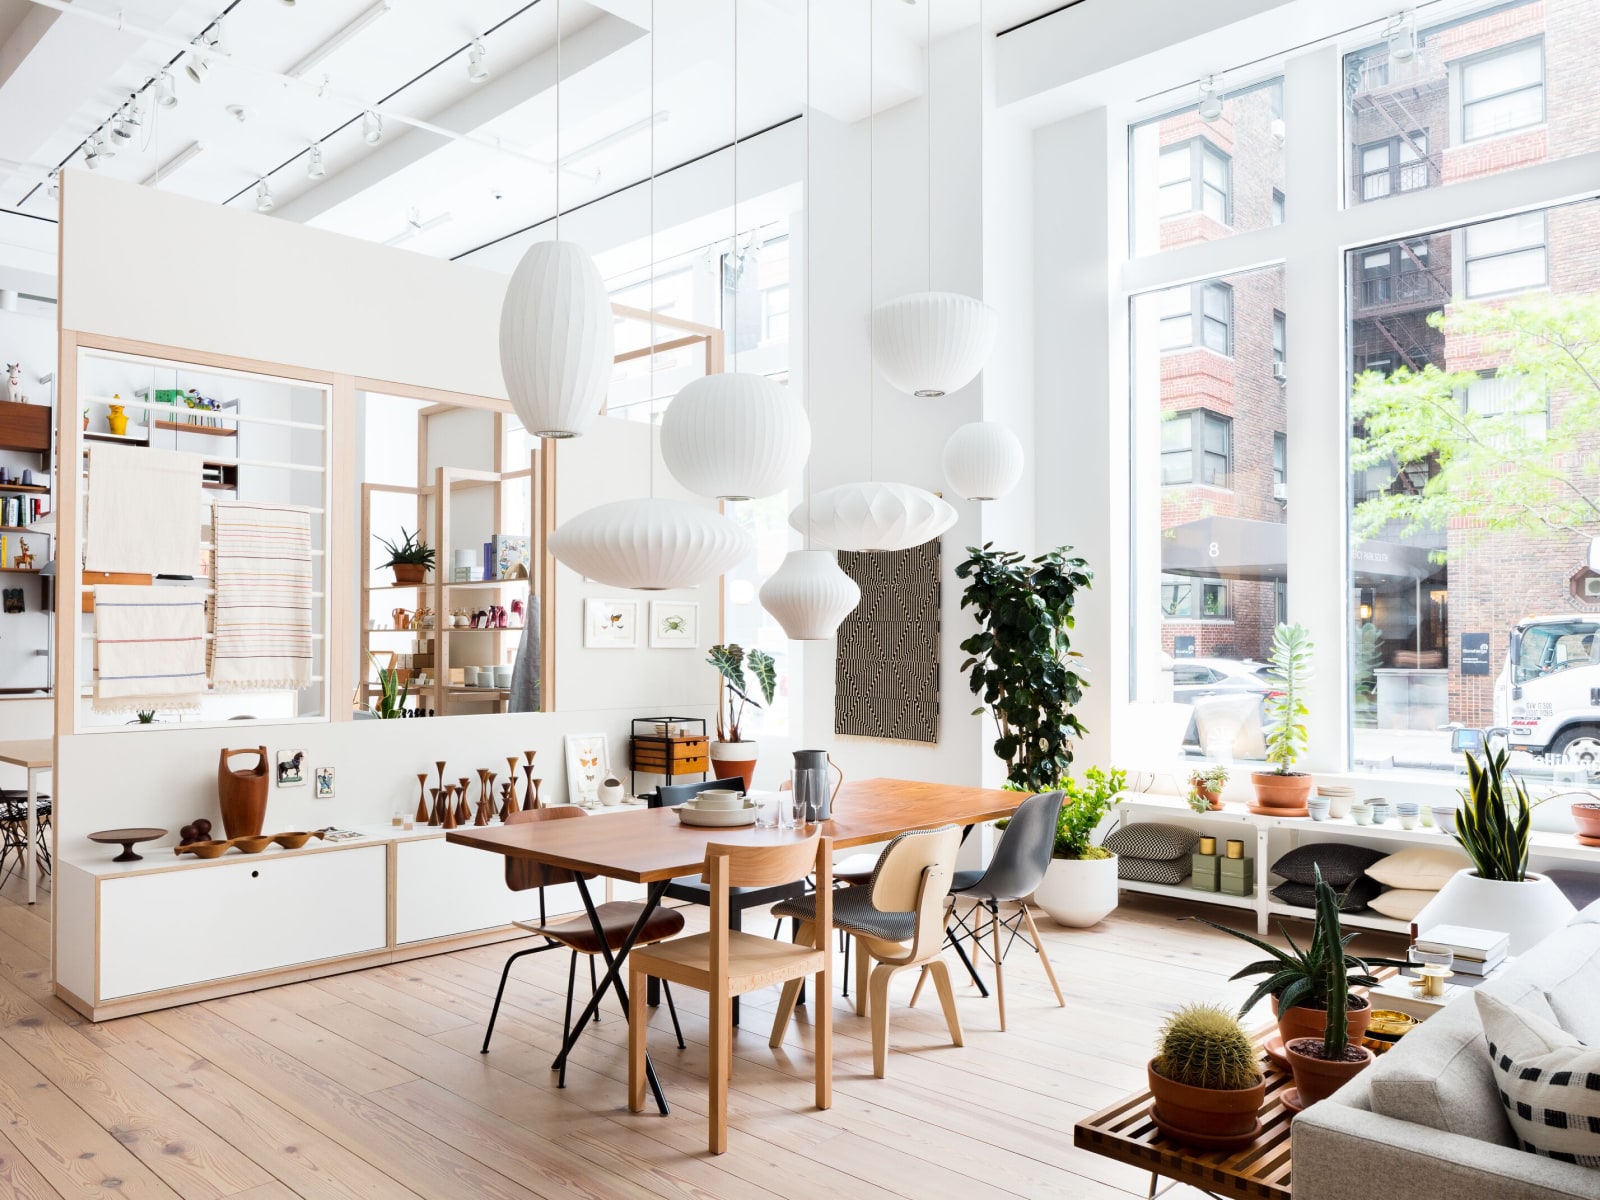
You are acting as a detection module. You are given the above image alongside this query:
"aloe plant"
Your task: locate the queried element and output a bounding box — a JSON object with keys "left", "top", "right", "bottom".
{"left": 707, "top": 643, "right": 776, "bottom": 742}
{"left": 375, "top": 527, "right": 436, "bottom": 570}
{"left": 1455, "top": 746, "right": 1541, "bottom": 882}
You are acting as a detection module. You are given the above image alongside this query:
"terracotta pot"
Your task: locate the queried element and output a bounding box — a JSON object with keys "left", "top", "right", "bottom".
{"left": 217, "top": 747, "right": 269, "bottom": 839}
{"left": 1572, "top": 802, "right": 1600, "bottom": 841}
{"left": 1285, "top": 1037, "right": 1373, "bottom": 1106}
{"left": 1274, "top": 993, "right": 1371, "bottom": 1048}
{"left": 709, "top": 740, "right": 757, "bottom": 788}
{"left": 391, "top": 562, "right": 427, "bottom": 585}
{"left": 1251, "top": 771, "right": 1313, "bottom": 810}
{"left": 1147, "top": 1060, "right": 1265, "bottom": 1150}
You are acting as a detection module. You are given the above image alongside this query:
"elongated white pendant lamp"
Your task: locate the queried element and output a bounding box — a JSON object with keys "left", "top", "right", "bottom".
{"left": 549, "top": 498, "right": 752, "bottom": 591}
{"left": 660, "top": 373, "right": 810, "bottom": 500}
{"left": 759, "top": 549, "right": 861, "bottom": 640}
{"left": 943, "top": 420, "right": 1023, "bottom": 501}
{"left": 498, "top": 241, "right": 614, "bottom": 438}
{"left": 873, "top": 291, "right": 998, "bottom": 398}
{"left": 789, "top": 481, "right": 955, "bottom": 553}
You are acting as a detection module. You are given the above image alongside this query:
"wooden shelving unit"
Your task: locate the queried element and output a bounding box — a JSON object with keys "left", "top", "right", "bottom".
{"left": 0, "top": 399, "right": 53, "bottom": 695}
{"left": 153, "top": 419, "right": 236, "bottom": 437}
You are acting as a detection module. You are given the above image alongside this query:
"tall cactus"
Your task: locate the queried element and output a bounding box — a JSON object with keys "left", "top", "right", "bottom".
{"left": 1314, "top": 865, "right": 1349, "bottom": 1059}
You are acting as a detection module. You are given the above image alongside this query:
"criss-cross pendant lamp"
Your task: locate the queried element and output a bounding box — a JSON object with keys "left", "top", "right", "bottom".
{"left": 545, "top": 0, "right": 751, "bottom": 589}
{"left": 758, "top": 0, "right": 860, "bottom": 639}
{"left": 786, "top": 0, "right": 955, "bottom": 555}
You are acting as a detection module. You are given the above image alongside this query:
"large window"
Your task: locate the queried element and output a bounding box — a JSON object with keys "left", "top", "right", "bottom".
{"left": 1459, "top": 40, "right": 1544, "bottom": 142}
{"left": 1357, "top": 133, "right": 1430, "bottom": 200}
{"left": 1158, "top": 138, "right": 1231, "bottom": 223}
{"left": 1161, "top": 409, "right": 1233, "bottom": 487}
{"left": 1157, "top": 282, "right": 1232, "bottom": 354}
{"left": 1462, "top": 211, "right": 1547, "bottom": 298}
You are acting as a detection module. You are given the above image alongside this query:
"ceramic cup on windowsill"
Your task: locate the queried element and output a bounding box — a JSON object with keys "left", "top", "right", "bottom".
{"left": 1351, "top": 803, "right": 1373, "bottom": 826}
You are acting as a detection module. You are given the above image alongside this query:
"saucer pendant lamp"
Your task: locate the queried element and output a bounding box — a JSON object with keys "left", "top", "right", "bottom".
{"left": 660, "top": 372, "right": 810, "bottom": 501}
{"left": 549, "top": 498, "right": 752, "bottom": 591}
{"left": 789, "top": 481, "right": 956, "bottom": 553}
{"left": 943, "top": 420, "right": 1023, "bottom": 501}
{"left": 496, "top": 0, "right": 612, "bottom": 438}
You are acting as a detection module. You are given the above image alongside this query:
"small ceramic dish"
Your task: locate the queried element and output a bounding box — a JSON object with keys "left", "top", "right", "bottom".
{"left": 175, "top": 839, "right": 233, "bottom": 859}
{"left": 272, "top": 830, "right": 326, "bottom": 849}
{"left": 231, "top": 835, "right": 273, "bottom": 854}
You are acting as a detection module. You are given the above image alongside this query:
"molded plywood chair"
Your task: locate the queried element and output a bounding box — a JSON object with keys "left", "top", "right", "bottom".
{"left": 770, "top": 825, "right": 963, "bottom": 1078}
{"left": 629, "top": 835, "right": 833, "bottom": 1154}
{"left": 481, "top": 805, "right": 685, "bottom": 1056}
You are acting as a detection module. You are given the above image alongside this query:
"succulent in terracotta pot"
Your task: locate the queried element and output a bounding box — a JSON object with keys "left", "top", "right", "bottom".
{"left": 1251, "top": 623, "right": 1315, "bottom": 813}
{"left": 1573, "top": 800, "right": 1600, "bottom": 842}
{"left": 1188, "top": 765, "right": 1229, "bottom": 812}
{"left": 1147, "top": 1003, "right": 1265, "bottom": 1149}
{"left": 376, "top": 527, "right": 435, "bottom": 585}
{"left": 1282, "top": 867, "right": 1376, "bottom": 1108}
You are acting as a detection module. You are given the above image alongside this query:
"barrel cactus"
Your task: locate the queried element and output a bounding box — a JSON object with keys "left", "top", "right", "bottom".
{"left": 1154, "top": 1003, "right": 1262, "bottom": 1090}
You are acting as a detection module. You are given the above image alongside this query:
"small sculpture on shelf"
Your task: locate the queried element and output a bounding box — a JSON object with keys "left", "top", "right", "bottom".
{"left": 441, "top": 786, "right": 459, "bottom": 830}
{"left": 415, "top": 773, "right": 430, "bottom": 824}
{"left": 5, "top": 363, "right": 23, "bottom": 403}
{"left": 429, "top": 788, "right": 444, "bottom": 827}
{"left": 504, "top": 756, "right": 521, "bottom": 816}
{"left": 13, "top": 539, "right": 32, "bottom": 571}
{"left": 511, "top": 598, "right": 524, "bottom": 626}
{"left": 455, "top": 778, "right": 471, "bottom": 824}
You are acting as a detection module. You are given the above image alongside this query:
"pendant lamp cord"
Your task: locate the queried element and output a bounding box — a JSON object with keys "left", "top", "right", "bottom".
{"left": 648, "top": 0, "right": 656, "bottom": 497}
{"left": 926, "top": 0, "right": 932, "bottom": 296}
{"left": 554, "top": 0, "right": 561, "bottom": 242}
{"left": 867, "top": 0, "right": 875, "bottom": 482}
{"left": 731, "top": 0, "right": 739, "bottom": 371}
{"left": 803, "top": 0, "right": 812, "bottom": 550}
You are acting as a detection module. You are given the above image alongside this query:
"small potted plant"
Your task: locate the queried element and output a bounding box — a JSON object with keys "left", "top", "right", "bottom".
{"left": 1147, "top": 1003, "right": 1266, "bottom": 1149}
{"left": 369, "top": 652, "right": 410, "bottom": 719}
{"left": 1252, "top": 622, "right": 1315, "bottom": 814}
{"left": 707, "top": 643, "right": 776, "bottom": 785}
{"left": 376, "top": 528, "right": 435, "bottom": 586}
{"left": 1188, "top": 765, "right": 1228, "bottom": 812}
{"left": 1031, "top": 766, "right": 1127, "bottom": 928}
{"left": 1283, "top": 868, "right": 1375, "bottom": 1108}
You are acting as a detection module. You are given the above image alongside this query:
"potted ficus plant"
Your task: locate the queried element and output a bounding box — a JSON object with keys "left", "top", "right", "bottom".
{"left": 1414, "top": 747, "right": 1575, "bottom": 953}
{"left": 707, "top": 643, "right": 775, "bottom": 785}
{"left": 1283, "top": 868, "right": 1376, "bottom": 1109}
{"left": 1147, "top": 1003, "right": 1266, "bottom": 1149}
{"left": 1252, "top": 622, "right": 1315, "bottom": 814}
{"left": 1031, "top": 766, "right": 1127, "bottom": 928}
{"left": 376, "top": 528, "right": 436, "bottom": 586}
{"left": 1188, "top": 765, "right": 1229, "bottom": 812}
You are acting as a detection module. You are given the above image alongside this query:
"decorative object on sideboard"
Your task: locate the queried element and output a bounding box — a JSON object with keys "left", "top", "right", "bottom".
{"left": 456, "top": 778, "right": 472, "bottom": 825}
{"left": 275, "top": 749, "right": 306, "bottom": 788}
{"left": 1250, "top": 623, "right": 1315, "bottom": 817}
{"left": 428, "top": 788, "right": 444, "bottom": 827}
{"left": 707, "top": 644, "right": 774, "bottom": 784}
{"left": 271, "top": 829, "right": 325, "bottom": 849}
{"left": 375, "top": 527, "right": 434, "bottom": 586}
{"left": 1031, "top": 767, "right": 1127, "bottom": 928}
{"left": 792, "top": 749, "right": 843, "bottom": 822}
{"left": 523, "top": 750, "right": 539, "bottom": 809}
{"left": 177, "top": 819, "right": 212, "bottom": 844}
{"left": 503, "top": 756, "right": 521, "bottom": 817}
{"left": 1146, "top": 1003, "right": 1266, "bottom": 1151}
{"left": 1187, "top": 765, "right": 1228, "bottom": 813}
{"left": 218, "top": 747, "right": 270, "bottom": 838}
{"left": 441, "top": 786, "right": 459, "bottom": 830}
{"left": 528, "top": 776, "right": 542, "bottom": 809}
{"left": 88, "top": 828, "right": 167, "bottom": 863}
{"left": 231, "top": 835, "right": 273, "bottom": 854}
{"left": 598, "top": 775, "right": 625, "bottom": 806}
{"left": 415, "top": 773, "right": 430, "bottom": 824}
{"left": 175, "top": 839, "right": 233, "bottom": 858}
{"left": 563, "top": 733, "right": 608, "bottom": 806}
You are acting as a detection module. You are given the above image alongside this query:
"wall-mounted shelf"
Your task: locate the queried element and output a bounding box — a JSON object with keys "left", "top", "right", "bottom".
{"left": 153, "top": 419, "right": 236, "bottom": 438}
{"left": 0, "top": 483, "right": 49, "bottom": 495}
{"left": 0, "top": 567, "right": 42, "bottom": 575}
{"left": 83, "top": 429, "right": 150, "bottom": 444}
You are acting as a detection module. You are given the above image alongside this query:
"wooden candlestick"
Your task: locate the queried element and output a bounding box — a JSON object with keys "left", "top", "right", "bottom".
{"left": 474, "top": 794, "right": 492, "bottom": 826}
{"left": 428, "top": 788, "right": 443, "bottom": 827}
{"left": 455, "top": 778, "right": 471, "bottom": 824}
{"left": 415, "top": 773, "right": 430, "bottom": 824}
{"left": 505, "top": 756, "right": 521, "bottom": 814}
{"left": 442, "top": 786, "right": 459, "bottom": 829}
{"left": 477, "top": 768, "right": 493, "bottom": 812}
{"left": 435, "top": 761, "right": 448, "bottom": 797}
{"left": 529, "top": 776, "right": 542, "bottom": 809}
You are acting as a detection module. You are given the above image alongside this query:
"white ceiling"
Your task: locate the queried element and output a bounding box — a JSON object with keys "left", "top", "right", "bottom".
{"left": 0, "top": 0, "right": 1065, "bottom": 276}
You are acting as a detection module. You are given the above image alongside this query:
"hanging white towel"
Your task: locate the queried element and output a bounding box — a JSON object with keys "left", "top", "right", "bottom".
{"left": 85, "top": 444, "right": 203, "bottom": 576}
{"left": 211, "top": 501, "right": 314, "bottom": 691}
{"left": 92, "top": 583, "right": 208, "bottom": 713}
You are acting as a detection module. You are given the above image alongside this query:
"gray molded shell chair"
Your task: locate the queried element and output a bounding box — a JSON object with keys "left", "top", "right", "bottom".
{"left": 930, "top": 789, "right": 1067, "bottom": 1031}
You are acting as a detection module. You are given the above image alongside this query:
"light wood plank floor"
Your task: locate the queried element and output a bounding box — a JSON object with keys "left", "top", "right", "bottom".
{"left": 0, "top": 874, "right": 1406, "bottom": 1198}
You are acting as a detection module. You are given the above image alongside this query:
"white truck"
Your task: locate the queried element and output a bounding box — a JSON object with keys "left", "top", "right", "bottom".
{"left": 1494, "top": 615, "right": 1600, "bottom": 770}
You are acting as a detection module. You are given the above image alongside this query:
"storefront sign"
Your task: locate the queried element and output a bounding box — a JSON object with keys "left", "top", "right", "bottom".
{"left": 1461, "top": 633, "right": 1492, "bottom": 676}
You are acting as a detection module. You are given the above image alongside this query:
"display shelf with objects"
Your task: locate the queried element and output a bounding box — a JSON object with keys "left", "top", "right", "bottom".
{"left": 629, "top": 716, "right": 710, "bottom": 793}
{"left": 0, "top": 392, "right": 55, "bottom": 699}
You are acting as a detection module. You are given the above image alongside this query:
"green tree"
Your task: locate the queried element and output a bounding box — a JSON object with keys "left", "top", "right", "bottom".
{"left": 1350, "top": 294, "right": 1600, "bottom": 541}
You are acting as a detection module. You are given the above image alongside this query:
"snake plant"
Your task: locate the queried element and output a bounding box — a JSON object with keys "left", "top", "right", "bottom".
{"left": 1455, "top": 746, "right": 1541, "bottom": 882}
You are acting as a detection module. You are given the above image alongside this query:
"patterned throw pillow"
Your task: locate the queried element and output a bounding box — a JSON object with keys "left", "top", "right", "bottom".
{"left": 1117, "top": 856, "right": 1191, "bottom": 886}
{"left": 1270, "top": 877, "right": 1384, "bottom": 913}
{"left": 1477, "top": 990, "right": 1600, "bottom": 1167}
{"left": 1271, "top": 843, "right": 1387, "bottom": 887}
{"left": 1102, "top": 823, "right": 1200, "bottom": 862}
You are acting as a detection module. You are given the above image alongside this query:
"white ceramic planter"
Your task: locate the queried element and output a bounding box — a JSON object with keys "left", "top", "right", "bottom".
{"left": 1413, "top": 870, "right": 1578, "bottom": 955}
{"left": 1033, "top": 854, "right": 1120, "bottom": 928}
{"left": 709, "top": 739, "right": 758, "bottom": 786}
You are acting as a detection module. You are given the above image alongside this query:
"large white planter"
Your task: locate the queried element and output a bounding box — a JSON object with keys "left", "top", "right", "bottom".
{"left": 1413, "top": 870, "right": 1577, "bottom": 955}
{"left": 1033, "top": 854, "right": 1120, "bottom": 928}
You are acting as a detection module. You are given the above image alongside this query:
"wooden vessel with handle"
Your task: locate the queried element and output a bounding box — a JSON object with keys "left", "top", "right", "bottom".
{"left": 218, "top": 747, "right": 270, "bottom": 839}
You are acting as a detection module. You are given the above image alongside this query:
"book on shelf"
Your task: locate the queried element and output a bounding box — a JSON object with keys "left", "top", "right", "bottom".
{"left": 1449, "top": 954, "right": 1506, "bottom": 977}
{"left": 1415, "top": 923, "right": 1510, "bottom": 964}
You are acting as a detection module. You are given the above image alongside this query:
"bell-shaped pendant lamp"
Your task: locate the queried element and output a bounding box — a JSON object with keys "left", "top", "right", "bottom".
{"left": 498, "top": 240, "right": 615, "bottom": 438}
{"left": 549, "top": 498, "right": 752, "bottom": 591}
{"left": 943, "top": 421, "right": 1024, "bottom": 501}
{"left": 788, "top": 481, "right": 956, "bottom": 553}
{"left": 872, "top": 291, "right": 998, "bottom": 399}
{"left": 758, "top": 549, "right": 861, "bottom": 640}
{"left": 660, "top": 373, "right": 811, "bottom": 501}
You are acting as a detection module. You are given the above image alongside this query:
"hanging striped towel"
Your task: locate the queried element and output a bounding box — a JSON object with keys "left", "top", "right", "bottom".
{"left": 211, "top": 501, "right": 314, "bottom": 691}
{"left": 92, "top": 584, "right": 208, "bottom": 713}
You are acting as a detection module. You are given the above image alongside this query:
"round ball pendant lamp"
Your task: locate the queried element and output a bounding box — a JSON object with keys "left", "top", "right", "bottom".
{"left": 660, "top": 373, "right": 811, "bottom": 500}
{"left": 498, "top": 240, "right": 615, "bottom": 439}
{"left": 758, "top": 550, "right": 861, "bottom": 640}
{"left": 942, "top": 421, "right": 1024, "bottom": 501}
{"left": 788, "top": 481, "right": 956, "bottom": 553}
{"left": 548, "top": 498, "right": 752, "bottom": 591}
{"left": 872, "top": 291, "right": 998, "bottom": 398}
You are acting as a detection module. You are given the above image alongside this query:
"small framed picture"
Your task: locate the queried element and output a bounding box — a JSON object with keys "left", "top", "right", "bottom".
{"left": 314, "top": 767, "right": 335, "bottom": 799}
{"left": 564, "top": 732, "right": 610, "bottom": 805}
{"left": 649, "top": 600, "right": 699, "bottom": 648}
{"left": 584, "top": 598, "right": 638, "bottom": 648}
{"left": 276, "top": 749, "right": 307, "bottom": 788}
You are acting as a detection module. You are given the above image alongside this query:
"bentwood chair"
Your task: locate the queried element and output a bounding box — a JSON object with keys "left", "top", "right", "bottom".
{"left": 629, "top": 834, "right": 833, "bottom": 1154}
{"left": 0, "top": 790, "right": 50, "bottom": 887}
{"left": 770, "top": 825, "right": 963, "bottom": 1078}
{"left": 481, "top": 806, "right": 685, "bottom": 1057}
{"left": 916, "top": 790, "right": 1067, "bottom": 1031}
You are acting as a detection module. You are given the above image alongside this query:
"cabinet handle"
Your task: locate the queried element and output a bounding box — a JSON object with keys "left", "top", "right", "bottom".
{"left": 251, "top": 870, "right": 259, "bottom": 878}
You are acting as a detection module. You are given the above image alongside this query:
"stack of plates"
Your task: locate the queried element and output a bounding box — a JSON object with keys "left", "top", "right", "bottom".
{"left": 674, "top": 791, "right": 757, "bottom": 828}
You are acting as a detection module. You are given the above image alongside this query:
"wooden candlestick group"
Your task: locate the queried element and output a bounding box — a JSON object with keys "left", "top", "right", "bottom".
{"left": 420, "top": 753, "right": 541, "bottom": 828}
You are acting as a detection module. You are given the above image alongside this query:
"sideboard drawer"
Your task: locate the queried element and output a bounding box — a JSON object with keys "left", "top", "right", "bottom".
{"left": 98, "top": 846, "right": 387, "bottom": 1000}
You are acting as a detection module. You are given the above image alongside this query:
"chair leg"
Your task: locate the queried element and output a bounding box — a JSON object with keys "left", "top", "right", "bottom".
{"left": 589, "top": 955, "right": 601, "bottom": 1023}
{"left": 627, "top": 963, "right": 648, "bottom": 1114}
{"left": 662, "top": 980, "right": 685, "bottom": 1049}
{"left": 928, "top": 959, "right": 965, "bottom": 1049}
{"left": 815, "top": 965, "right": 833, "bottom": 1110}
{"left": 481, "top": 944, "right": 543, "bottom": 1054}
{"left": 708, "top": 983, "right": 732, "bottom": 1154}
{"left": 868, "top": 962, "right": 897, "bottom": 1078}
{"left": 1020, "top": 903, "right": 1066, "bottom": 1008}
{"left": 768, "top": 920, "right": 814, "bottom": 1048}
{"left": 854, "top": 938, "right": 871, "bottom": 1018}
{"left": 841, "top": 929, "right": 851, "bottom": 998}
{"left": 560, "top": 951, "right": 578, "bottom": 1055}
{"left": 990, "top": 900, "right": 1007, "bottom": 1032}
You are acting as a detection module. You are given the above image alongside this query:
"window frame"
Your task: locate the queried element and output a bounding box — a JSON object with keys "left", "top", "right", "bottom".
{"left": 1459, "top": 210, "right": 1548, "bottom": 299}
{"left": 1355, "top": 131, "right": 1430, "bottom": 202}
{"left": 1157, "top": 136, "right": 1233, "bottom": 226}
{"left": 1455, "top": 36, "right": 1546, "bottom": 144}
{"left": 1156, "top": 280, "right": 1234, "bottom": 355}
{"left": 1160, "top": 408, "right": 1234, "bottom": 489}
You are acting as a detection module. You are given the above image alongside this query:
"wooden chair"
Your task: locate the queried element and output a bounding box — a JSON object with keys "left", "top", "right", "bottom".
{"left": 628, "top": 834, "right": 833, "bottom": 1155}
{"left": 481, "top": 806, "right": 685, "bottom": 1058}
{"left": 769, "top": 825, "right": 962, "bottom": 1078}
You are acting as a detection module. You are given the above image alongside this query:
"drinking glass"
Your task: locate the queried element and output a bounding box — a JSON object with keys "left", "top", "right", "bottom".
{"left": 781, "top": 791, "right": 807, "bottom": 830}
{"left": 753, "top": 793, "right": 777, "bottom": 829}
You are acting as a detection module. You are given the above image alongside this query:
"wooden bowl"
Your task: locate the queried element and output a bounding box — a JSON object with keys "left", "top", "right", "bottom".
{"left": 271, "top": 830, "right": 325, "bottom": 850}
{"left": 175, "top": 839, "right": 233, "bottom": 859}
{"left": 231, "top": 835, "right": 273, "bottom": 854}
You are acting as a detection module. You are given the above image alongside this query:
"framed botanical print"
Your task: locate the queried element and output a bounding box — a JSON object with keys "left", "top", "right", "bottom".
{"left": 648, "top": 600, "right": 699, "bottom": 648}
{"left": 583, "top": 598, "right": 638, "bottom": 648}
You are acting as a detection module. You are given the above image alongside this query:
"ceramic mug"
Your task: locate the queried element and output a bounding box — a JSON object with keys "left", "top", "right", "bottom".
{"left": 1369, "top": 801, "right": 1390, "bottom": 825}
{"left": 1400, "top": 812, "right": 1419, "bottom": 830}
{"left": 1308, "top": 797, "right": 1330, "bottom": 822}
{"left": 1351, "top": 805, "right": 1373, "bottom": 826}
{"left": 493, "top": 665, "right": 512, "bottom": 688}
{"left": 462, "top": 666, "right": 480, "bottom": 687}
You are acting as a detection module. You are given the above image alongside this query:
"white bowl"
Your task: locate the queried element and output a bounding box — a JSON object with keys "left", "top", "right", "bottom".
{"left": 676, "top": 801, "right": 757, "bottom": 828}
{"left": 691, "top": 790, "right": 745, "bottom": 811}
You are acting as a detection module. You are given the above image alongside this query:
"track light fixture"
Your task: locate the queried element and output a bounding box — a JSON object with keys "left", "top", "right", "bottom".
{"left": 111, "top": 104, "right": 133, "bottom": 140}
{"left": 155, "top": 70, "right": 177, "bottom": 109}
{"left": 362, "top": 109, "right": 383, "bottom": 145}
{"left": 1385, "top": 8, "right": 1417, "bottom": 63}
{"left": 84, "top": 139, "right": 101, "bottom": 169}
{"left": 184, "top": 43, "right": 209, "bottom": 84}
{"left": 1197, "top": 74, "right": 1223, "bottom": 121}
{"left": 307, "top": 141, "right": 325, "bottom": 178}
{"left": 467, "top": 38, "right": 488, "bottom": 83}
{"left": 255, "top": 178, "right": 274, "bottom": 213}
{"left": 46, "top": 170, "right": 59, "bottom": 199}
{"left": 94, "top": 128, "right": 115, "bottom": 159}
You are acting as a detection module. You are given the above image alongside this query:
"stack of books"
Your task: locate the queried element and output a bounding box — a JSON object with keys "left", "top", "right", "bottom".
{"left": 1415, "top": 924, "right": 1509, "bottom": 976}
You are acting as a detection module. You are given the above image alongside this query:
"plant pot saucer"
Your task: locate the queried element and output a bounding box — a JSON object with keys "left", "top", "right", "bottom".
{"left": 1280, "top": 1087, "right": 1307, "bottom": 1114}
{"left": 1263, "top": 1033, "right": 1290, "bottom": 1072}
{"left": 1150, "top": 1108, "right": 1263, "bottom": 1151}
{"left": 1248, "top": 804, "right": 1309, "bottom": 817}
{"left": 1577, "top": 832, "right": 1600, "bottom": 847}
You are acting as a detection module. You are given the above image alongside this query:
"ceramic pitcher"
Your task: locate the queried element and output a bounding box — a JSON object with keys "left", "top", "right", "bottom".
{"left": 791, "top": 750, "right": 843, "bottom": 821}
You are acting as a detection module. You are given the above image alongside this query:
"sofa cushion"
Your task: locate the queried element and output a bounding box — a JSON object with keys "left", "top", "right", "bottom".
{"left": 1272, "top": 843, "right": 1387, "bottom": 887}
{"left": 1271, "top": 877, "right": 1383, "bottom": 913}
{"left": 1116, "top": 856, "right": 1191, "bottom": 886}
{"left": 1102, "top": 823, "right": 1198, "bottom": 862}
{"left": 1364, "top": 845, "right": 1470, "bottom": 890}
{"left": 1545, "top": 954, "right": 1600, "bottom": 1045}
{"left": 1366, "top": 887, "right": 1435, "bottom": 921}
{"left": 1367, "top": 991, "right": 1519, "bottom": 1145}
{"left": 1477, "top": 991, "right": 1600, "bottom": 1167}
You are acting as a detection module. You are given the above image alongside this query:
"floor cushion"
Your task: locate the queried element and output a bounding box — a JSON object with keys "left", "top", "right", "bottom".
{"left": 1102, "top": 823, "right": 1199, "bottom": 862}
{"left": 1270, "top": 876, "right": 1384, "bottom": 913}
{"left": 1365, "top": 845, "right": 1471, "bottom": 890}
{"left": 1117, "top": 856, "right": 1191, "bottom": 886}
{"left": 1366, "top": 887, "right": 1435, "bottom": 921}
{"left": 1271, "top": 842, "right": 1386, "bottom": 887}
{"left": 1477, "top": 990, "right": 1600, "bottom": 1166}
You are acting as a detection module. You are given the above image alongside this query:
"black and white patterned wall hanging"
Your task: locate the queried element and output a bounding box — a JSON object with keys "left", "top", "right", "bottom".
{"left": 834, "top": 541, "right": 940, "bottom": 743}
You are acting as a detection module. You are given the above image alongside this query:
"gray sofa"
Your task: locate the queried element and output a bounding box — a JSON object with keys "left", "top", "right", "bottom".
{"left": 1294, "top": 900, "right": 1600, "bottom": 1200}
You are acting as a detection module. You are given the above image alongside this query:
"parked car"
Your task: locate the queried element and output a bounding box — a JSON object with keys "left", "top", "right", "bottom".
{"left": 1171, "top": 657, "right": 1278, "bottom": 749}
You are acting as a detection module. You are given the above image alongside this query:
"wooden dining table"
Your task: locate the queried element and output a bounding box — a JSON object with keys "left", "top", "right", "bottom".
{"left": 447, "top": 776, "right": 1023, "bottom": 1114}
